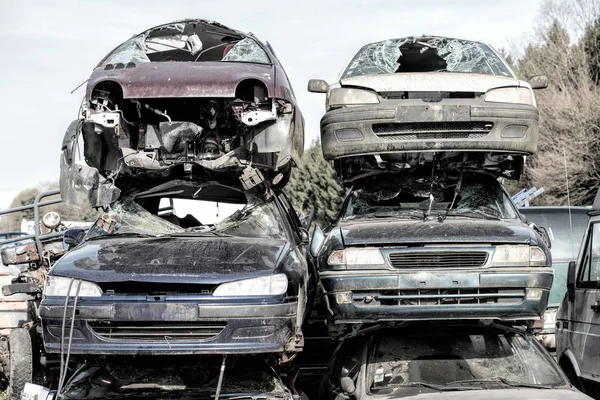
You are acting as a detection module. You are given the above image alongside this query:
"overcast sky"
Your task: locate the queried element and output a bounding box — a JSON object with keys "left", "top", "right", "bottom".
{"left": 0, "top": 0, "right": 542, "bottom": 209}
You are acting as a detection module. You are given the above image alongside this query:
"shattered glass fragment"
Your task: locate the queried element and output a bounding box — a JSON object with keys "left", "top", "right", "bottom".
{"left": 103, "top": 35, "right": 150, "bottom": 65}
{"left": 222, "top": 38, "right": 270, "bottom": 64}
{"left": 343, "top": 39, "right": 402, "bottom": 78}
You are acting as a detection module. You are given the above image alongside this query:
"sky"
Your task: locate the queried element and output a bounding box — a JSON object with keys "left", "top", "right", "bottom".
{"left": 0, "top": 0, "right": 542, "bottom": 209}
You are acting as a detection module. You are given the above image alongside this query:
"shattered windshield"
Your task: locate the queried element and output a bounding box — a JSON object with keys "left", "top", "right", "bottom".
{"left": 342, "top": 37, "right": 513, "bottom": 78}
{"left": 85, "top": 195, "right": 285, "bottom": 240}
{"left": 343, "top": 173, "right": 517, "bottom": 221}
{"left": 368, "top": 331, "right": 565, "bottom": 393}
{"left": 102, "top": 22, "right": 270, "bottom": 65}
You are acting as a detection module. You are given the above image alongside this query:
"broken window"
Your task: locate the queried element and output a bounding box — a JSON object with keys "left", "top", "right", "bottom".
{"left": 343, "top": 172, "right": 517, "bottom": 221}
{"left": 85, "top": 189, "right": 285, "bottom": 240}
{"left": 102, "top": 21, "right": 270, "bottom": 65}
{"left": 368, "top": 332, "right": 565, "bottom": 393}
{"left": 342, "top": 37, "right": 512, "bottom": 79}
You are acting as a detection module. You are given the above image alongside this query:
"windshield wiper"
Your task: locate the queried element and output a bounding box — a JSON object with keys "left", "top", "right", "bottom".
{"left": 447, "top": 210, "right": 501, "bottom": 220}
{"left": 448, "top": 378, "right": 555, "bottom": 389}
{"left": 167, "top": 231, "right": 231, "bottom": 237}
{"left": 86, "top": 232, "right": 160, "bottom": 241}
{"left": 383, "top": 381, "right": 480, "bottom": 391}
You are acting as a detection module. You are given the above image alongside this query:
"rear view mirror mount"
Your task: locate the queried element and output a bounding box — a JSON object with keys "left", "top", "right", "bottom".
{"left": 307, "top": 79, "right": 329, "bottom": 93}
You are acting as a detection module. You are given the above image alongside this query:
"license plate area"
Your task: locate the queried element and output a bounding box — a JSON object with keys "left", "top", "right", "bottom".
{"left": 396, "top": 105, "right": 471, "bottom": 122}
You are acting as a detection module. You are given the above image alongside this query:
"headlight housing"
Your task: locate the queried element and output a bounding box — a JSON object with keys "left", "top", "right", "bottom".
{"left": 483, "top": 87, "right": 535, "bottom": 106}
{"left": 491, "top": 245, "right": 547, "bottom": 267}
{"left": 212, "top": 274, "right": 288, "bottom": 297}
{"left": 328, "top": 248, "right": 385, "bottom": 269}
{"left": 328, "top": 88, "right": 380, "bottom": 108}
{"left": 44, "top": 276, "right": 103, "bottom": 297}
{"left": 42, "top": 212, "right": 61, "bottom": 229}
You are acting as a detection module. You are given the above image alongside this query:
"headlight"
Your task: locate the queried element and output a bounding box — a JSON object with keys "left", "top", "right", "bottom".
{"left": 42, "top": 212, "right": 61, "bottom": 229}
{"left": 491, "top": 245, "right": 547, "bottom": 266}
{"left": 212, "top": 274, "right": 288, "bottom": 297}
{"left": 483, "top": 87, "right": 535, "bottom": 106}
{"left": 328, "top": 88, "right": 379, "bottom": 108}
{"left": 44, "top": 276, "right": 102, "bottom": 297}
{"left": 328, "top": 248, "right": 385, "bottom": 268}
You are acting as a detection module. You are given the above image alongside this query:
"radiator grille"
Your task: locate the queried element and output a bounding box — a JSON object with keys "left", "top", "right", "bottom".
{"left": 353, "top": 288, "right": 525, "bottom": 306}
{"left": 388, "top": 251, "right": 488, "bottom": 268}
{"left": 373, "top": 121, "right": 492, "bottom": 140}
{"left": 88, "top": 321, "right": 226, "bottom": 341}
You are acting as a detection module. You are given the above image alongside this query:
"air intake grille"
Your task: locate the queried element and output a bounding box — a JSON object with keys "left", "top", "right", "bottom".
{"left": 372, "top": 121, "right": 492, "bottom": 140}
{"left": 353, "top": 288, "right": 525, "bottom": 306}
{"left": 388, "top": 251, "right": 488, "bottom": 268}
{"left": 88, "top": 321, "right": 226, "bottom": 341}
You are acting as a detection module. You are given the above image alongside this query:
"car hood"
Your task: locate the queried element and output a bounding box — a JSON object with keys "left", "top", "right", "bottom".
{"left": 378, "top": 388, "right": 588, "bottom": 399}
{"left": 339, "top": 72, "right": 524, "bottom": 93}
{"left": 339, "top": 218, "right": 536, "bottom": 246}
{"left": 86, "top": 61, "right": 276, "bottom": 100}
{"left": 50, "top": 236, "right": 288, "bottom": 284}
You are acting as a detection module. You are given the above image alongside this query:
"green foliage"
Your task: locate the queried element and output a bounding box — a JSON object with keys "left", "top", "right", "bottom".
{"left": 584, "top": 17, "right": 600, "bottom": 83}
{"left": 285, "top": 142, "right": 346, "bottom": 226}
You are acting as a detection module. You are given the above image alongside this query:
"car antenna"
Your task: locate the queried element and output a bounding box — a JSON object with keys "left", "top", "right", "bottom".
{"left": 423, "top": 155, "right": 436, "bottom": 220}
{"left": 563, "top": 148, "right": 574, "bottom": 257}
{"left": 214, "top": 355, "right": 227, "bottom": 400}
{"left": 440, "top": 153, "right": 468, "bottom": 222}
{"left": 70, "top": 78, "right": 89, "bottom": 94}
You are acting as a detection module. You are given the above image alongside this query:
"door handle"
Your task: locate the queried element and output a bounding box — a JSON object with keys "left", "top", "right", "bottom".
{"left": 592, "top": 301, "right": 600, "bottom": 312}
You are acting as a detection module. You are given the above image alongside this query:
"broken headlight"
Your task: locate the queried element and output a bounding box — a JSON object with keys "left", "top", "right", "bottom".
{"left": 327, "top": 248, "right": 385, "bottom": 269}
{"left": 483, "top": 87, "right": 535, "bottom": 106}
{"left": 44, "top": 276, "right": 103, "bottom": 297}
{"left": 327, "top": 88, "right": 379, "bottom": 108}
{"left": 490, "top": 245, "right": 547, "bottom": 267}
{"left": 212, "top": 274, "right": 288, "bottom": 297}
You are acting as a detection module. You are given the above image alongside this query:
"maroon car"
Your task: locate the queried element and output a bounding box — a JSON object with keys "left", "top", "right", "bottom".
{"left": 61, "top": 19, "right": 304, "bottom": 206}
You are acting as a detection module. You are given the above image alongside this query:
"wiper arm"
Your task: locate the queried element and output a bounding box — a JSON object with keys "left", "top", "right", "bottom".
{"left": 384, "top": 381, "right": 479, "bottom": 391}
{"left": 86, "top": 232, "right": 159, "bottom": 241}
{"left": 448, "top": 378, "right": 554, "bottom": 389}
{"left": 448, "top": 210, "right": 501, "bottom": 220}
{"left": 168, "top": 231, "right": 231, "bottom": 237}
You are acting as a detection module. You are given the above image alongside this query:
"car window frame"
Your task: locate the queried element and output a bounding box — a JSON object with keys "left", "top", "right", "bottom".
{"left": 577, "top": 221, "right": 600, "bottom": 289}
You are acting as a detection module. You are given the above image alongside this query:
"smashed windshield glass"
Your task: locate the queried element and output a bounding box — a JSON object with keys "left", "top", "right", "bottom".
{"left": 342, "top": 36, "right": 512, "bottom": 78}
{"left": 85, "top": 195, "right": 285, "bottom": 240}
{"left": 102, "top": 21, "right": 270, "bottom": 65}
{"left": 368, "top": 331, "right": 565, "bottom": 392}
{"left": 343, "top": 172, "right": 517, "bottom": 221}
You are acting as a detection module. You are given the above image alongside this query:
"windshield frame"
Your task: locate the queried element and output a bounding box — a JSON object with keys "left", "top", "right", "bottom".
{"left": 340, "top": 36, "right": 515, "bottom": 79}
{"left": 338, "top": 172, "right": 519, "bottom": 223}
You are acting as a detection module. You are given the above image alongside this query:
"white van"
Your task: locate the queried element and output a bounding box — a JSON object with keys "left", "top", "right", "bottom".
{"left": 556, "top": 190, "right": 600, "bottom": 398}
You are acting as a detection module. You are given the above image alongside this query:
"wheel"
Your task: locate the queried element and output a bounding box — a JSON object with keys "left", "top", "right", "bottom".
{"left": 7, "top": 329, "right": 32, "bottom": 400}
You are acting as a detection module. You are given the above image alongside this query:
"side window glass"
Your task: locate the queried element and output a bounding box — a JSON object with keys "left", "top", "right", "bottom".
{"left": 579, "top": 223, "right": 600, "bottom": 286}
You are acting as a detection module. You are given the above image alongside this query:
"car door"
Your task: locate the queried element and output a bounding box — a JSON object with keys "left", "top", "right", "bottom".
{"left": 571, "top": 221, "right": 600, "bottom": 380}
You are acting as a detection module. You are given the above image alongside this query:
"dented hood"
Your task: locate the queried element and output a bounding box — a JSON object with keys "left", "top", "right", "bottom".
{"left": 86, "top": 62, "right": 276, "bottom": 99}
{"left": 340, "top": 72, "right": 524, "bottom": 93}
{"left": 339, "top": 218, "right": 536, "bottom": 246}
{"left": 50, "top": 236, "right": 287, "bottom": 284}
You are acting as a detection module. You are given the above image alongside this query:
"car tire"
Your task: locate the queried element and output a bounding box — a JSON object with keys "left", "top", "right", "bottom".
{"left": 7, "top": 329, "right": 32, "bottom": 400}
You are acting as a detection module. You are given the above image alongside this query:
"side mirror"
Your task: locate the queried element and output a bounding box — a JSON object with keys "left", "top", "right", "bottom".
{"left": 302, "top": 208, "right": 316, "bottom": 230}
{"left": 299, "top": 227, "right": 309, "bottom": 244}
{"left": 310, "top": 226, "right": 325, "bottom": 257}
{"left": 528, "top": 75, "right": 548, "bottom": 89}
{"left": 567, "top": 260, "right": 576, "bottom": 302}
{"left": 307, "top": 79, "right": 329, "bottom": 93}
{"left": 340, "top": 377, "right": 356, "bottom": 396}
{"left": 63, "top": 228, "right": 85, "bottom": 249}
{"left": 538, "top": 227, "right": 552, "bottom": 249}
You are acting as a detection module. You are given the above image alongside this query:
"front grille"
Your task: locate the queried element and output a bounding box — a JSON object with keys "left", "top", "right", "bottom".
{"left": 88, "top": 321, "right": 226, "bottom": 341}
{"left": 372, "top": 121, "right": 493, "bottom": 140}
{"left": 353, "top": 288, "right": 525, "bottom": 306}
{"left": 388, "top": 251, "right": 488, "bottom": 268}
{"left": 97, "top": 282, "right": 217, "bottom": 295}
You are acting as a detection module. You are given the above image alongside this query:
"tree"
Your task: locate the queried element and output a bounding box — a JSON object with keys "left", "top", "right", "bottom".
{"left": 285, "top": 142, "right": 346, "bottom": 226}
{"left": 510, "top": 2, "right": 600, "bottom": 206}
{"left": 0, "top": 183, "right": 98, "bottom": 232}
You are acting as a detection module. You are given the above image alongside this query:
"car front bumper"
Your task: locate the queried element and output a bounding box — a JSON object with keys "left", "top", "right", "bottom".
{"left": 320, "top": 101, "right": 539, "bottom": 160}
{"left": 320, "top": 269, "right": 553, "bottom": 323}
{"left": 40, "top": 296, "right": 298, "bottom": 355}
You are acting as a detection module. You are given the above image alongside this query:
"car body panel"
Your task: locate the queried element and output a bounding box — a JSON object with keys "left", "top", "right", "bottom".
{"left": 557, "top": 198, "right": 600, "bottom": 391}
